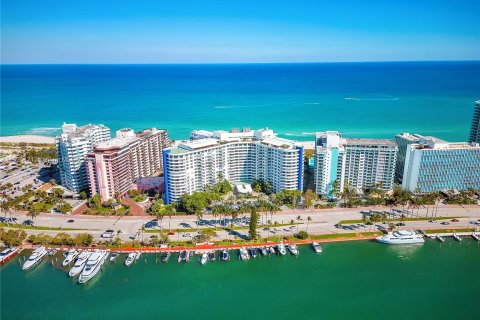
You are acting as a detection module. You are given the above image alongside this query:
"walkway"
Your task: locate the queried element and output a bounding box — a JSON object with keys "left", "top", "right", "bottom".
{"left": 121, "top": 197, "right": 146, "bottom": 216}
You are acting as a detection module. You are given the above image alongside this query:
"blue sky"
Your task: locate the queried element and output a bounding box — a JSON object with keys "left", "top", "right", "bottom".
{"left": 1, "top": 0, "right": 479, "bottom": 63}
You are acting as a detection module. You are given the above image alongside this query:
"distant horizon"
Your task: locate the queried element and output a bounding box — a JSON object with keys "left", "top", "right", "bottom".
{"left": 2, "top": 59, "right": 480, "bottom": 66}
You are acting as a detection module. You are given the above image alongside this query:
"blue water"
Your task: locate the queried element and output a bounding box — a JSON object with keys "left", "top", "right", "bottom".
{"left": 1, "top": 62, "right": 479, "bottom": 141}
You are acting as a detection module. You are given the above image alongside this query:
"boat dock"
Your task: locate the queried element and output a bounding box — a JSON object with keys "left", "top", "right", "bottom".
{"left": 424, "top": 231, "right": 480, "bottom": 241}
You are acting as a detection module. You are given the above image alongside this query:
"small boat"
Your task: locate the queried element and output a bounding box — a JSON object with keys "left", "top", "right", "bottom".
{"left": 48, "top": 249, "right": 57, "bottom": 256}
{"left": 312, "top": 242, "right": 322, "bottom": 253}
{"left": 249, "top": 248, "right": 257, "bottom": 258}
{"left": 277, "top": 243, "right": 287, "bottom": 256}
{"left": 0, "top": 247, "right": 18, "bottom": 265}
{"left": 268, "top": 246, "right": 275, "bottom": 254}
{"left": 78, "top": 250, "right": 109, "bottom": 284}
{"left": 125, "top": 253, "right": 137, "bottom": 266}
{"left": 220, "top": 250, "right": 230, "bottom": 262}
{"left": 208, "top": 251, "right": 216, "bottom": 261}
{"left": 109, "top": 252, "right": 119, "bottom": 262}
{"left": 69, "top": 251, "right": 92, "bottom": 277}
{"left": 160, "top": 252, "right": 171, "bottom": 263}
{"left": 239, "top": 247, "right": 250, "bottom": 261}
{"left": 200, "top": 253, "right": 208, "bottom": 265}
{"left": 288, "top": 243, "right": 299, "bottom": 256}
{"left": 22, "top": 246, "right": 48, "bottom": 270}
{"left": 135, "top": 252, "right": 142, "bottom": 260}
{"left": 178, "top": 250, "right": 190, "bottom": 263}
{"left": 62, "top": 249, "right": 80, "bottom": 267}
{"left": 260, "top": 247, "right": 268, "bottom": 256}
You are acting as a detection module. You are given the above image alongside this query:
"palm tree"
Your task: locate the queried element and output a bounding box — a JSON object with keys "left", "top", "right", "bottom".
{"left": 164, "top": 204, "right": 175, "bottom": 231}
{"left": 306, "top": 216, "right": 312, "bottom": 233}
{"left": 296, "top": 215, "right": 301, "bottom": 233}
{"left": 0, "top": 201, "right": 11, "bottom": 226}
{"left": 27, "top": 206, "right": 41, "bottom": 225}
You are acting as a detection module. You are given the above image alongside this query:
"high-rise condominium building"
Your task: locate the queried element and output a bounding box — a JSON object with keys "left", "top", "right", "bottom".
{"left": 469, "top": 100, "right": 480, "bottom": 143}
{"left": 402, "top": 135, "right": 480, "bottom": 192}
{"left": 86, "top": 128, "right": 171, "bottom": 202}
{"left": 56, "top": 123, "right": 111, "bottom": 192}
{"left": 314, "top": 131, "right": 398, "bottom": 197}
{"left": 163, "top": 128, "right": 303, "bottom": 204}
{"left": 394, "top": 133, "right": 422, "bottom": 183}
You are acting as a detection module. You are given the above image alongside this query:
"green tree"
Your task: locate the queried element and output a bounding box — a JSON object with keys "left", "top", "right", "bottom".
{"left": 74, "top": 233, "right": 93, "bottom": 246}
{"left": 248, "top": 207, "right": 258, "bottom": 240}
{"left": 79, "top": 191, "right": 88, "bottom": 200}
{"left": 306, "top": 216, "right": 312, "bottom": 233}
{"left": 302, "top": 189, "right": 318, "bottom": 208}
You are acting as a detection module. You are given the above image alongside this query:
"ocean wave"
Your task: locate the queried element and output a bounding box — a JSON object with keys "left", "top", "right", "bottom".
{"left": 21, "top": 127, "right": 61, "bottom": 135}
{"left": 344, "top": 96, "right": 399, "bottom": 101}
{"left": 302, "top": 102, "right": 320, "bottom": 105}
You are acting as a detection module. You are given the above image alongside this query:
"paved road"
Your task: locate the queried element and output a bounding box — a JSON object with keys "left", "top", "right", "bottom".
{"left": 4, "top": 204, "right": 480, "bottom": 242}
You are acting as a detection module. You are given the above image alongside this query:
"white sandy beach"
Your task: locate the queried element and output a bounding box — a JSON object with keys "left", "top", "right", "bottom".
{"left": 0, "top": 135, "right": 55, "bottom": 144}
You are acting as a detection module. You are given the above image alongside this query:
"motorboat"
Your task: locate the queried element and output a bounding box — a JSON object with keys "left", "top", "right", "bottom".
{"left": 0, "top": 247, "right": 18, "bottom": 265}
{"left": 277, "top": 243, "right": 287, "bottom": 255}
{"left": 178, "top": 250, "right": 190, "bottom": 263}
{"left": 125, "top": 252, "right": 137, "bottom": 266}
{"left": 208, "top": 251, "right": 216, "bottom": 261}
{"left": 22, "top": 246, "right": 48, "bottom": 270}
{"left": 239, "top": 247, "right": 250, "bottom": 261}
{"left": 259, "top": 247, "right": 268, "bottom": 256}
{"left": 109, "top": 252, "right": 119, "bottom": 262}
{"left": 160, "top": 252, "right": 171, "bottom": 263}
{"left": 135, "top": 252, "right": 142, "bottom": 260}
{"left": 78, "top": 250, "right": 108, "bottom": 284}
{"left": 268, "top": 246, "right": 275, "bottom": 254}
{"left": 376, "top": 230, "right": 425, "bottom": 244}
{"left": 288, "top": 244, "right": 299, "bottom": 256}
{"left": 69, "top": 251, "right": 92, "bottom": 277}
{"left": 62, "top": 249, "right": 80, "bottom": 267}
{"left": 200, "top": 253, "right": 208, "bottom": 265}
{"left": 249, "top": 248, "right": 257, "bottom": 258}
{"left": 312, "top": 242, "right": 322, "bottom": 253}
{"left": 48, "top": 249, "right": 57, "bottom": 256}
{"left": 220, "top": 250, "right": 230, "bottom": 262}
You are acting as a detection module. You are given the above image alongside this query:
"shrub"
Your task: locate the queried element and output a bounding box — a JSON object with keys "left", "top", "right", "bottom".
{"left": 295, "top": 231, "right": 309, "bottom": 239}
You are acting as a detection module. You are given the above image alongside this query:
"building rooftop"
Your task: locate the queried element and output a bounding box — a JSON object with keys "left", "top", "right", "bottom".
{"left": 345, "top": 138, "right": 397, "bottom": 147}
{"left": 94, "top": 136, "right": 138, "bottom": 150}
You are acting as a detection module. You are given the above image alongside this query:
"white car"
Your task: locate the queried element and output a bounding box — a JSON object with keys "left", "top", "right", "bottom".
{"left": 101, "top": 230, "right": 115, "bottom": 238}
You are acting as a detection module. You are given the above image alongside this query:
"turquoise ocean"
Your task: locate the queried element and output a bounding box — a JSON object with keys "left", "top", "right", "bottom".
{"left": 1, "top": 240, "right": 479, "bottom": 320}
{"left": 1, "top": 61, "right": 479, "bottom": 141}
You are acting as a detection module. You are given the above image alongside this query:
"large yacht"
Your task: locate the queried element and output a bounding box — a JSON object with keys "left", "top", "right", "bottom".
{"left": 78, "top": 250, "right": 109, "bottom": 284}
{"left": 22, "top": 246, "right": 48, "bottom": 270}
{"left": 68, "top": 251, "right": 92, "bottom": 277}
{"left": 376, "top": 230, "right": 425, "bottom": 244}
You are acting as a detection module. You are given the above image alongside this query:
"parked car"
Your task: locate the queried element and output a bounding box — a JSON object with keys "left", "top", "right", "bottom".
{"left": 441, "top": 221, "right": 450, "bottom": 225}
{"left": 67, "top": 219, "right": 75, "bottom": 223}
{"left": 451, "top": 218, "right": 459, "bottom": 222}
{"left": 101, "top": 230, "right": 115, "bottom": 238}
{"left": 396, "top": 222, "right": 406, "bottom": 226}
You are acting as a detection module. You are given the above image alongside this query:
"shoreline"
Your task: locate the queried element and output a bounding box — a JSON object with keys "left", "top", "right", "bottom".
{"left": 0, "top": 135, "right": 55, "bottom": 144}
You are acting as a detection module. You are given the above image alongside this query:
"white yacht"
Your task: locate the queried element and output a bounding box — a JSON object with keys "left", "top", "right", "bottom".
{"left": 277, "top": 243, "right": 287, "bottom": 255}
{"left": 125, "top": 252, "right": 137, "bottom": 266}
{"left": 288, "top": 244, "right": 299, "bottom": 256}
{"left": 312, "top": 242, "right": 322, "bottom": 253}
{"left": 78, "top": 250, "right": 108, "bottom": 284}
{"left": 22, "top": 246, "right": 48, "bottom": 270}
{"left": 0, "top": 247, "right": 18, "bottom": 264}
{"left": 376, "top": 230, "right": 425, "bottom": 244}
{"left": 239, "top": 247, "right": 250, "bottom": 261}
{"left": 200, "top": 253, "right": 208, "bottom": 265}
{"left": 69, "top": 251, "right": 92, "bottom": 277}
{"left": 62, "top": 249, "right": 80, "bottom": 267}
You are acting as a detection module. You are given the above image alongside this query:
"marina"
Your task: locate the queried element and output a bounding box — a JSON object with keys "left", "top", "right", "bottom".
{"left": 2, "top": 239, "right": 479, "bottom": 320}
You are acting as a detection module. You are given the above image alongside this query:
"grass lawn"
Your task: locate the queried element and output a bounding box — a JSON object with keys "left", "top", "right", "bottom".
{"left": 0, "top": 222, "right": 84, "bottom": 231}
